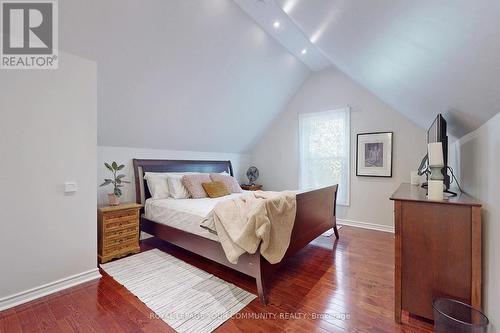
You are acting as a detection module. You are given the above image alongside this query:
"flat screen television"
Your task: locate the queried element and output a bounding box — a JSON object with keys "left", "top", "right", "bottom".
{"left": 427, "top": 114, "right": 450, "bottom": 190}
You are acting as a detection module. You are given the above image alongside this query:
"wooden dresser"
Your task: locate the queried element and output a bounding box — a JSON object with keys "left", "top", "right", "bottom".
{"left": 390, "top": 183, "right": 482, "bottom": 322}
{"left": 98, "top": 203, "right": 142, "bottom": 264}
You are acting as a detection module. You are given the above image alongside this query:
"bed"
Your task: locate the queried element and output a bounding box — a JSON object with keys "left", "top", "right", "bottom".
{"left": 133, "top": 159, "right": 338, "bottom": 304}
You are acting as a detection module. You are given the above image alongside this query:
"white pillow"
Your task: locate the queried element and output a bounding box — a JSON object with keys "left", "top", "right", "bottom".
{"left": 143, "top": 173, "right": 169, "bottom": 199}
{"left": 167, "top": 173, "right": 194, "bottom": 199}
{"left": 144, "top": 172, "right": 170, "bottom": 179}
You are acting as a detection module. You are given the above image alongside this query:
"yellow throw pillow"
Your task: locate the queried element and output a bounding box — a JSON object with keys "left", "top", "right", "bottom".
{"left": 202, "top": 181, "right": 230, "bottom": 198}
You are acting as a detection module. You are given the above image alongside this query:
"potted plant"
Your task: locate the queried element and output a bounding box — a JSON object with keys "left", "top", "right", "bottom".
{"left": 100, "top": 161, "right": 130, "bottom": 206}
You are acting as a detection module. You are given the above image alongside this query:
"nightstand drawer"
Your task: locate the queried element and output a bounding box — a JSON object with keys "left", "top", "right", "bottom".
{"left": 104, "top": 217, "right": 137, "bottom": 232}
{"left": 104, "top": 233, "right": 138, "bottom": 249}
{"left": 103, "top": 209, "right": 139, "bottom": 221}
{"left": 104, "top": 225, "right": 138, "bottom": 238}
{"left": 102, "top": 240, "right": 139, "bottom": 257}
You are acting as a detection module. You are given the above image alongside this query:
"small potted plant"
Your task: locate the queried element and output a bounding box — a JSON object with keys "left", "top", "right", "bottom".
{"left": 100, "top": 161, "right": 130, "bottom": 206}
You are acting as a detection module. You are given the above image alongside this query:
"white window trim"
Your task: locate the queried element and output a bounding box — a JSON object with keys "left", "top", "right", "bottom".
{"left": 298, "top": 106, "right": 351, "bottom": 206}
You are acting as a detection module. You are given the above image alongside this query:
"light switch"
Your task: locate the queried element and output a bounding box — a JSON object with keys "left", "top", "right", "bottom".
{"left": 65, "top": 182, "right": 78, "bottom": 193}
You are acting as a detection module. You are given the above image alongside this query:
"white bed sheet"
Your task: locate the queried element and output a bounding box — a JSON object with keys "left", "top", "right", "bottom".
{"left": 144, "top": 191, "right": 251, "bottom": 242}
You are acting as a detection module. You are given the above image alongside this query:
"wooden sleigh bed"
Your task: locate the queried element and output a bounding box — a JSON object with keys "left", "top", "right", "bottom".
{"left": 133, "top": 159, "right": 338, "bottom": 304}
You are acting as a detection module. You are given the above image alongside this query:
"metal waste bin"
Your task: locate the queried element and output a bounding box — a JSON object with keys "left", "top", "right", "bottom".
{"left": 433, "top": 298, "right": 489, "bottom": 333}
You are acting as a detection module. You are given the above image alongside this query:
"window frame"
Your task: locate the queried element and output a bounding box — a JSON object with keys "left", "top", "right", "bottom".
{"left": 298, "top": 107, "right": 351, "bottom": 206}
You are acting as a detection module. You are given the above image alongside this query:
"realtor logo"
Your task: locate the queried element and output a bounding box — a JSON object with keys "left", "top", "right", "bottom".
{"left": 1, "top": 0, "right": 58, "bottom": 69}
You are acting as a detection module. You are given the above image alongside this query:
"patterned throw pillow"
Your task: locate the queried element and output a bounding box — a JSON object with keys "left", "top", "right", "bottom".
{"left": 209, "top": 173, "right": 243, "bottom": 193}
{"left": 181, "top": 173, "right": 211, "bottom": 198}
{"left": 202, "top": 181, "right": 230, "bottom": 198}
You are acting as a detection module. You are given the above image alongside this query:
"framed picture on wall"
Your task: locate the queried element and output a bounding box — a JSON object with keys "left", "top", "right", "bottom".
{"left": 356, "top": 132, "right": 393, "bottom": 177}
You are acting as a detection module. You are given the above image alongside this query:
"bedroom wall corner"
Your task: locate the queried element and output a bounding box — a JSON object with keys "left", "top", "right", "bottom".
{"left": 449, "top": 112, "right": 500, "bottom": 333}
{"left": 0, "top": 51, "right": 99, "bottom": 310}
{"left": 249, "top": 67, "right": 427, "bottom": 230}
{"left": 97, "top": 146, "right": 251, "bottom": 205}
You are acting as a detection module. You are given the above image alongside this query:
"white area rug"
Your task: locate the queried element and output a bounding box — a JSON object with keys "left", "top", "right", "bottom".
{"left": 101, "top": 249, "right": 256, "bottom": 333}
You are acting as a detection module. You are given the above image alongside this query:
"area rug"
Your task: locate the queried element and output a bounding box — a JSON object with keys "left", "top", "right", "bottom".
{"left": 101, "top": 249, "right": 256, "bottom": 333}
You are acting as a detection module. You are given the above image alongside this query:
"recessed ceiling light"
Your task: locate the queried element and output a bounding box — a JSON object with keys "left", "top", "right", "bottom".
{"left": 273, "top": 21, "right": 281, "bottom": 29}
{"left": 301, "top": 48, "right": 307, "bottom": 55}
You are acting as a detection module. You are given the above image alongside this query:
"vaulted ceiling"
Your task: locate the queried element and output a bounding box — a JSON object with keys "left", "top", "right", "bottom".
{"left": 60, "top": 0, "right": 309, "bottom": 153}
{"left": 60, "top": 0, "right": 500, "bottom": 154}
{"left": 241, "top": 0, "right": 500, "bottom": 137}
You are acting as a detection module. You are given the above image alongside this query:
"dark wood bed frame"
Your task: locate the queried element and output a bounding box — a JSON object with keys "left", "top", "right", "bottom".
{"left": 133, "top": 159, "right": 338, "bottom": 304}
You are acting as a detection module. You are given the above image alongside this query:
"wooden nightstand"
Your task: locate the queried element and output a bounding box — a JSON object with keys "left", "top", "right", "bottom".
{"left": 241, "top": 184, "right": 263, "bottom": 191}
{"left": 98, "top": 203, "right": 142, "bottom": 264}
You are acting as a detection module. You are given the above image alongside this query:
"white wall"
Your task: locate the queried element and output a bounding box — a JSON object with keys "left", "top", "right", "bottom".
{"left": 0, "top": 51, "right": 99, "bottom": 308}
{"left": 97, "top": 146, "right": 250, "bottom": 205}
{"left": 449, "top": 112, "right": 500, "bottom": 332}
{"left": 250, "top": 68, "right": 427, "bottom": 229}
{"left": 60, "top": 0, "right": 309, "bottom": 153}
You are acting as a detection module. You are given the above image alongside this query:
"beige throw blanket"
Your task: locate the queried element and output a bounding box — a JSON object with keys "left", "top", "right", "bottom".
{"left": 203, "top": 191, "right": 296, "bottom": 264}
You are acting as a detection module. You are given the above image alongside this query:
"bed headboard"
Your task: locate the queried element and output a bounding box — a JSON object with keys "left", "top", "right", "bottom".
{"left": 132, "top": 159, "right": 234, "bottom": 204}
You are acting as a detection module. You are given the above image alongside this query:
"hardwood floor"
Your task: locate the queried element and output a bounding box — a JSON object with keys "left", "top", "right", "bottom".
{"left": 0, "top": 226, "right": 434, "bottom": 332}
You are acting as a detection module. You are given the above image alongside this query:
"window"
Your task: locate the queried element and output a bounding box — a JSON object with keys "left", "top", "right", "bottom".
{"left": 299, "top": 107, "right": 350, "bottom": 206}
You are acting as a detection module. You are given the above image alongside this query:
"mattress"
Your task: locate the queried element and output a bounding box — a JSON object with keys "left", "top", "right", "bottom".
{"left": 144, "top": 192, "right": 251, "bottom": 242}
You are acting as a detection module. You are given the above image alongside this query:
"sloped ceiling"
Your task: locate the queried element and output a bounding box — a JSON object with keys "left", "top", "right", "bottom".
{"left": 233, "top": 0, "right": 331, "bottom": 71}
{"left": 271, "top": 0, "right": 500, "bottom": 137}
{"left": 59, "top": 0, "right": 309, "bottom": 153}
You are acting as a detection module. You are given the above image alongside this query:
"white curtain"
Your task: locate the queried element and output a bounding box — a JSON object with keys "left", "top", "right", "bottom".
{"left": 299, "top": 107, "right": 350, "bottom": 206}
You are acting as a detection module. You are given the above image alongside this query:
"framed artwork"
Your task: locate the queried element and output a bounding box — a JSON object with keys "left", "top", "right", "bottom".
{"left": 356, "top": 132, "right": 393, "bottom": 177}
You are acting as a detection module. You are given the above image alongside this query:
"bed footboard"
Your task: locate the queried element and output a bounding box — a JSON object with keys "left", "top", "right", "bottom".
{"left": 286, "top": 185, "right": 338, "bottom": 256}
{"left": 256, "top": 185, "right": 338, "bottom": 303}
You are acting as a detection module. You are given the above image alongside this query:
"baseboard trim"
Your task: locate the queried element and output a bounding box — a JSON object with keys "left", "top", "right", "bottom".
{"left": 0, "top": 268, "right": 101, "bottom": 312}
{"left": 338, "top": 218, "right": 395, "bottom": 233}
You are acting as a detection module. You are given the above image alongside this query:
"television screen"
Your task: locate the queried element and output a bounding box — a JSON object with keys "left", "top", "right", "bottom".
{"left": 428, "top": 114, "right": 445, "bottom": 144}
{"left": 427, "top": 114, "right": 449, "bottom": 189}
